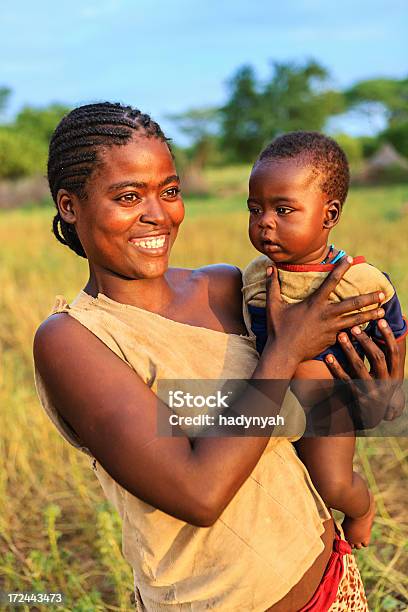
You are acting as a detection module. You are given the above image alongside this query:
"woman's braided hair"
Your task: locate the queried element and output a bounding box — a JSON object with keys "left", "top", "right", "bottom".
{"left": 48, "top": 102, "right": 170, "bottom": 258}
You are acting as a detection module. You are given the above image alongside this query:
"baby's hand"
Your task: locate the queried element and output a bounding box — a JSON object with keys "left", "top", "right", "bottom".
{"left": 342, "top": 492, "right": 376, "bottom": 549}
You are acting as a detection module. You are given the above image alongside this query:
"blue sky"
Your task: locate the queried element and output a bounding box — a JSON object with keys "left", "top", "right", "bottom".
{"left": 1, "top": 0, "right": 407, "bottom": 142}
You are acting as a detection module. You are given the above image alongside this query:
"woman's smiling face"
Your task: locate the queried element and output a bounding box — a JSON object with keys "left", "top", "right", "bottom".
{"left": 66, "top": 136, "right": 184, "bottom": 280}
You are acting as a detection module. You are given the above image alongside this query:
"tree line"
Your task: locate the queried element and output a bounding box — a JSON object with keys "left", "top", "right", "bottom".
{"left": 0, "top": 59, "right": 407, "bottom": 180}
{"left": 172, "top": 60, "right": 408, "bottom": 170}
{"left": 0, "top": 88, "right": 69, "bottom": 180}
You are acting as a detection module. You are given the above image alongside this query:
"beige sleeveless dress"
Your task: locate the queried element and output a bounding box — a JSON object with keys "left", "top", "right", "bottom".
{"left": 34, "top": 290, "right": 332, "bottom": 611}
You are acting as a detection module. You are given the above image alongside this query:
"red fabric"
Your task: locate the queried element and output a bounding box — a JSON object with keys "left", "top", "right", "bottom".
{"left": 298, "top": 529, "right": 352, "bottom": 611}
{"left": 276, "top": 256, "right": 366, "bottom": 273}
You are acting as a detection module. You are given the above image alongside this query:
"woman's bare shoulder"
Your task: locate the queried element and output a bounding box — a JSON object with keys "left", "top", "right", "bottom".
{"left": 170, "top": 263, "right": 241, "bottom": 282}
{"left": 168, "top": 264, "right": 244, "bottom": 332}
{"left": 194, "top": 264, "right": 242, "bottom": 294}
{"left": 33, "top": 304, "right": 116, "bottom": 371}
{"left": 34, "top": 313, "right": 89, "bottom": 369}
{"left": 197, "top": 265, "right": 244, "bottom": 331}
{"left": 169, "top": 264, "right": 242, "bottom": 305}
{"left": 200, "top": 265, "right": 243, "bottom": 312}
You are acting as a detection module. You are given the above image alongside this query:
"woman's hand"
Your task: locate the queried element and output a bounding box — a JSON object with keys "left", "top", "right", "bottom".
{"left": 264, "top": 256, "right": 386, "bottom": 363}
{"left": 324, "top": 321, "right": 406, "bottom": 427}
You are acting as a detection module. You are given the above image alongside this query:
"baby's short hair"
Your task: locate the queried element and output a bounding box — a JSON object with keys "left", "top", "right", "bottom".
{"left": 258, "top": 131, "right": 350, "bottom": 205}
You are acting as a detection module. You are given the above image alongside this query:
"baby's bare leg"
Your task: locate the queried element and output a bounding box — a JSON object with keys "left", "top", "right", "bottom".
{"left": 292, "top": 360, "right": 375, "bottom": 548}
{"left": 295, "top": 436, "right": 374, "bottom": 547}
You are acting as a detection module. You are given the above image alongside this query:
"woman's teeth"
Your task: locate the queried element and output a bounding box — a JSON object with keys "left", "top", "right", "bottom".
{"left": 132, "top": 236, "right": 166, "bottom": 249}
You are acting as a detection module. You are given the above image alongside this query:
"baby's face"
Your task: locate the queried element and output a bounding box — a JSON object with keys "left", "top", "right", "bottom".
{"left": 248, "top": 159, "right": 335, "bottom": 265}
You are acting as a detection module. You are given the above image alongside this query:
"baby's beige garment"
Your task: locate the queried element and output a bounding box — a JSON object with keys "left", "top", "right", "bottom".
{"left": 34, "top": 290, "right": 331, "bottom": 611}
{"left": 242, "top": 254, "right": 394, "bottom": 332}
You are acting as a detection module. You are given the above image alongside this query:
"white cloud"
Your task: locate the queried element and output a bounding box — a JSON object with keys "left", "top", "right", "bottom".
{"left": 79, "top": 0, "right": 123, "bottom": 19}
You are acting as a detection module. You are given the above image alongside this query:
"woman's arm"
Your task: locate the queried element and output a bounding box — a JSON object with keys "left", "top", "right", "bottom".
{"left": 33, "top": 258, "right": 385, "bottom": 526}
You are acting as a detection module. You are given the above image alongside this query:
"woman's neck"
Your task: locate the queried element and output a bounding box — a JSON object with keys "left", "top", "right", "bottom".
{"left": 83, "top": 265, "right": 176, "bottom": 314}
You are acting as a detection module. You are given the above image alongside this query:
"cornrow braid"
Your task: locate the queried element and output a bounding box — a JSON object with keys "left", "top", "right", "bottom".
{"left": 48, "top": 102, "right": 171, "bottom": 258}
{"left": 257, "top": 131, "right": 350, "bottom": 205}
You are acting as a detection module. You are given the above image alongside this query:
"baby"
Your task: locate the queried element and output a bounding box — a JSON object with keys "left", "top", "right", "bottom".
{"left": 242, "top": 132, "right": 407, "bottom": 548}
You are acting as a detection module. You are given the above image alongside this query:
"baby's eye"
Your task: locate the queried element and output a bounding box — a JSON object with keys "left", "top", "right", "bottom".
{"left": 276, "top": 207, "right": 292, "bottom": 215}
{"left": 248, "top": 207, "right": 261, "bottom": 215}
{"left": 163, "top": 187, "right": 181, "bottom": 198}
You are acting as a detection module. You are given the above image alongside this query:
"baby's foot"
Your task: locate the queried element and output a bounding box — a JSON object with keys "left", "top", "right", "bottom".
{"left": 342, "top": 493, "right": 376, "bottom": 549}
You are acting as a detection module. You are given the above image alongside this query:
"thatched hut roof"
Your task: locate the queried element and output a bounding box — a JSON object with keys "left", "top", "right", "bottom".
{"left": 356, "top": 143, "right": 408, "bottom": 184}
{"left": 367, "top": 143, "right": 408, "bottom": 170}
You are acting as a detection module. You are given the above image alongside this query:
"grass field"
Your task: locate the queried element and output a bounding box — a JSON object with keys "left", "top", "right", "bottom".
{"left": 0, "top": 168, "right": 407, "bottom": 611}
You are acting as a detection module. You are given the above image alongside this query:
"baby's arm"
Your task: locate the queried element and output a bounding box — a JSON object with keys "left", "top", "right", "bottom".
{"left": 292, "top": 360, "right": 375, "bottom": 548}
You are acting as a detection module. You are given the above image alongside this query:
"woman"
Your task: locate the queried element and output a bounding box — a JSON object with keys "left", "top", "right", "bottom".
{"left": 33, "top": 103, "right": 398, "bottom": 611}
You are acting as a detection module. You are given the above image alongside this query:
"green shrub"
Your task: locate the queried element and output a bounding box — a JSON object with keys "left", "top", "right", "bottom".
{"left": 381, "top": 121, "right": 408, "bottom": 158}
{"left": 0, "top": 128, "right": 48, "bottom": 179}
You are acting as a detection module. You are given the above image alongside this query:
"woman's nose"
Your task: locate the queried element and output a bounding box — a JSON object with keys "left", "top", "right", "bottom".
{"left": 140, "top": 197, "right": 168, "bottom": 226}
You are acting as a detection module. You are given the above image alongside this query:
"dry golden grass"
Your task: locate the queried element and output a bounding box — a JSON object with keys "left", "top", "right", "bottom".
{"left": 0, "top": 177, "right": 407, "bottom": 610}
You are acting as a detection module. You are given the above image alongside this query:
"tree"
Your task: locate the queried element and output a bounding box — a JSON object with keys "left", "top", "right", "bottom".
{"left": 220, "top": 60, "right": 345, "bottom": 162}
{"left": 261, "top": 61, "right": 344, "bottom": 135}
{"left": 0, "top": 102, "right": 69, "bottom": 179}
{"left": 0, "top": 128, "right": 47, "bottom": 179}
{"left": 345, "top": 77, "right": 408, "bottom": 126}
{"left": 167, "top": 107, "right": 220, "bottom": 168}
{"left": 14, "top": 104, "right": 70, "bottom": 143}
{"left": 345, "top": 77, "right": 408, "bottom": 156}
{"left": 381, "top": 121, "right": 408, "bottom": 158}
{"left": 219, "top": 65, "right": 262, "bottom": 162}
{"left": 0, "top": 87, "right": 11, "bottom": 117}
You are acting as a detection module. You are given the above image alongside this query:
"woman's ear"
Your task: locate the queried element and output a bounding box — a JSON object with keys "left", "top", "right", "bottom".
{"left": 57, "top": 189, "right": 78, "bottom": 224}
{"left": 323, "top": 200, "right": 341, "bottom": 229}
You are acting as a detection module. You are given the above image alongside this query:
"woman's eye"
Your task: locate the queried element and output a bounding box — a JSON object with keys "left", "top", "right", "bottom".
{"left": 276, "top": 207, "right": 292, "bottom": 215}
{"left": 118, "top": 193, "right": 139, "bottom": 203}
{"left": 163, "top": 187, "right": 180, "bottom": 198}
